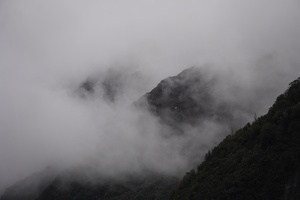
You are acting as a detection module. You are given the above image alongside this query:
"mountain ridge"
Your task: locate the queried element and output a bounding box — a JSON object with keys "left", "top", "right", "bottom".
{"left": 1, "top": 69, "right": 299, "bottom": 200}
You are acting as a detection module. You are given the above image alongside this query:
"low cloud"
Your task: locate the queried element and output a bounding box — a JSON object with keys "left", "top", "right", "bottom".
{"left": 0, "top": 0, "right": 299, "bottom": 194}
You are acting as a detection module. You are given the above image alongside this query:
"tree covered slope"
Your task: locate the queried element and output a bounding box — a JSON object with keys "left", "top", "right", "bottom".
{"left": 171, "top": 78, "right": 300, "bottom": 200}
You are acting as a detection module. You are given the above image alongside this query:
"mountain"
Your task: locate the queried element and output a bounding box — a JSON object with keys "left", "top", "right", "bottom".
{"left": 136, "top": 67, "right": 245, "bottom": 133}
{"left": 171, "top": 77, "right": 300, "bottom": 200}
{"left": 3, "top": 67, "right": 237, "bottom": 200}
{"left": 29, "top": 67, "right": 231, "bottom": 200}
{"left": 2, "top": 67, "right": 298, "bottom": 200}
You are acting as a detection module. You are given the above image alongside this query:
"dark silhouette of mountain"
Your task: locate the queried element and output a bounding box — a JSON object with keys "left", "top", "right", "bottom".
{"left": 171, "top": 77, "right": 300, "bottom": 200}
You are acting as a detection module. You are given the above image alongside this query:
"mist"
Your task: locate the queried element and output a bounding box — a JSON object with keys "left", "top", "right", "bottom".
{"left": 0, "top": 0, "right": 300, "bottom": 194}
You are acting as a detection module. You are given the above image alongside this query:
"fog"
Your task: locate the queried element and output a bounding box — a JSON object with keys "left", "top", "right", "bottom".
{"left": 0, "top": 0, "right": 300, "bottom": 194}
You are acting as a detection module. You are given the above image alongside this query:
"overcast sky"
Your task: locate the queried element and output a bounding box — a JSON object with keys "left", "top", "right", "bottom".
{"left": 0, "top": 0, "right": 300, "bottom": 194}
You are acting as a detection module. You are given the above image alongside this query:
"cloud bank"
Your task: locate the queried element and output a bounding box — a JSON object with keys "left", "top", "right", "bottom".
{"left": 0, "top": 0, "right": 300, "bottom": 193}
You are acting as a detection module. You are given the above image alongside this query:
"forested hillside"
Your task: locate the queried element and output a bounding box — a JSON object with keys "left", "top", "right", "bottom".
{"left": 171, "top": 77, "right": 300, "bottom": 200}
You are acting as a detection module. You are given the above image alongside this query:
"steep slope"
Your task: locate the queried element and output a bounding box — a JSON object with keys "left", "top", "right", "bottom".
{"left": 171, "top": 77, "right": 300, "bottom": 200}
